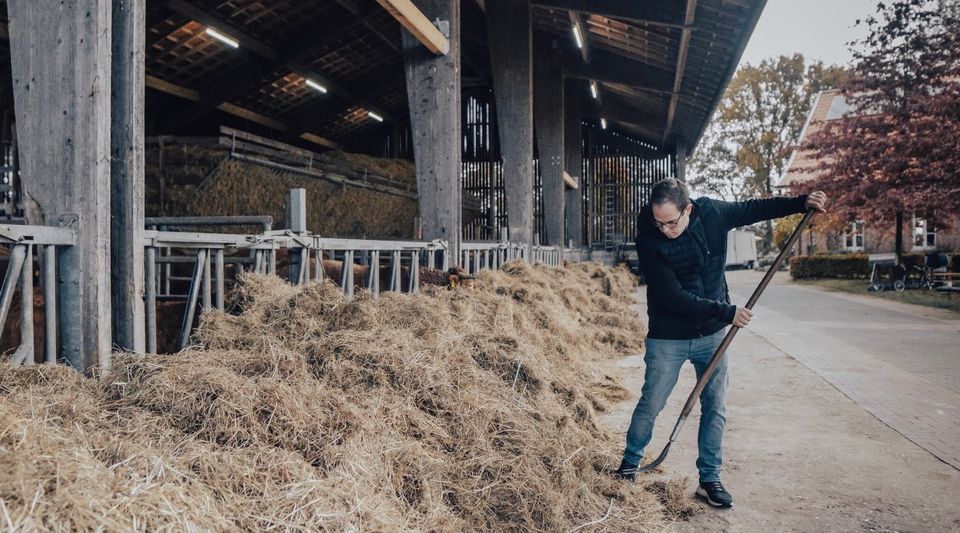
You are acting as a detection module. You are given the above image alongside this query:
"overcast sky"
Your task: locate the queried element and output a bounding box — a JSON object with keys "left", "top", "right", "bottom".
{"left": 738, "top": 0, "right": 879, "bottom": 68}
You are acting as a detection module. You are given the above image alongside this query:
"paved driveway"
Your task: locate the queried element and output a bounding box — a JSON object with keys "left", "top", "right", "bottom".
{"left": 726, "top": 270, "right": 960, "bottom": 470}
{"left": 604, "top": 272, "right": 960, "bottom": 531}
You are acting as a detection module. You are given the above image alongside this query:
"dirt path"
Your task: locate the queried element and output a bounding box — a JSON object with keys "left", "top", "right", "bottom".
{"left": 601, "top": 274, "right": 960, "bottom": 532}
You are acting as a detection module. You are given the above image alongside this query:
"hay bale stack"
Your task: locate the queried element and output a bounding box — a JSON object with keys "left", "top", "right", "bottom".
{"left": 147, "top": 143, "right": 418, "bottom": 238}
{"left": 0, "top": 262, "right": 700, "bottom": 530}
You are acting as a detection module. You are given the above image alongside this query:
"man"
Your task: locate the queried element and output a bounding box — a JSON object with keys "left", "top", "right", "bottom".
{"left": 614, "top": 178, "right": 826, "bottom": 508}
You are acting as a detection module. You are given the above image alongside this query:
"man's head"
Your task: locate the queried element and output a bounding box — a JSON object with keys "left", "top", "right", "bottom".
{"left": 649, "top": 178, "right": 693, "bottom": 239}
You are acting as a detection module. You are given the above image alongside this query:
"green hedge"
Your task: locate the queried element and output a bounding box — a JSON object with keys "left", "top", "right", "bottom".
{"left": 790, "top": 254, "right": 870, "bottom": 279}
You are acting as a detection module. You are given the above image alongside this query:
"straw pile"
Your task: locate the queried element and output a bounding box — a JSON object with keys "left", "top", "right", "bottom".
{"left": 0, "top": 262, "right": 699, "bottom": 530}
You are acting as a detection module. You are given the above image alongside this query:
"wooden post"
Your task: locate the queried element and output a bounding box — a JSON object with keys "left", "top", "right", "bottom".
{"left": 111, "top": 0, "right": 146, "bottom": 354}
{"left": 563, "top": 79, "right": 583, "bottom": 248}
{"left": 402, "top": 0, "right": 461, "bottom": 262}
{"left": 675, "top": 141, "right": 687, "bottom": 182}
{"left": 895, "top": 209, "right": 903, "bottom": 266}
{"left": 487, "top": 0, "right": 534, "bottom": 246}
{"left": 533, "top": 37, "right": 565, "bottom": 246}
{"left": 9, "top": 0, "right": 113, "bottom": 372}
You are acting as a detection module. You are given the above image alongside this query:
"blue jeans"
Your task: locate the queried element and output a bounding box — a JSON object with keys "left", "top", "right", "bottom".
{"left": 623, "top": 329, "right": 729, "bottom": 482}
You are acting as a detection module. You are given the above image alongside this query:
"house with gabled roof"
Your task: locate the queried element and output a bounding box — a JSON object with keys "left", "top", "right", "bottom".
{"left": 778, "top": 89, "right": 960, "bottom": 256}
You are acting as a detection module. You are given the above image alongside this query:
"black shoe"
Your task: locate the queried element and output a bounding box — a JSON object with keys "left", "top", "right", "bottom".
{"left": 613, "top": 459, "right": 638, "bottom": 481}
{"left": 696, "top": 480, "right": 733, "bottom": 508}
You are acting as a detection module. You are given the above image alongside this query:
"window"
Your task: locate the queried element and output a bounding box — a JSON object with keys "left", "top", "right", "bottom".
{"left": 914, "top": 218, "right": 936, "bottom": 249}
{"left": 844, "top": 220, "right": 864, "bottom": 251}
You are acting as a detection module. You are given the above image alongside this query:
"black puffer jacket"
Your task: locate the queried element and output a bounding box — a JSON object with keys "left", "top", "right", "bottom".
{"left": 635, "top": 195, "right": 808, "bottom": 340}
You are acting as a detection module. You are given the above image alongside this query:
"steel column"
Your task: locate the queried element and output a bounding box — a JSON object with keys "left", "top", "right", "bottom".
{"left": 43, "top": 245, "right": 57, "bottom": 363}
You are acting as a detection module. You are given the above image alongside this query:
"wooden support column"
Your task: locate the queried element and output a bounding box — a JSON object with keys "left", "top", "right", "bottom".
{"left": 9, "top": 0, "right": 113, "bottom": 372}
{"left": 563, "top": 79, "right": 583, "bottom": 248}
{"left": 112, "top": 0, "right": 146, "bottom": 354}
{"left": 402, "top": 0, "right": 461, "bottom": 261}
{"left": 675, "top": 141, "right": 687, "bottom": 182}
{"left": 533, "top": 38, "right": 565, "bottom": 246}
{"left": 487, "top": 0, "right": 534, "bottom": 246}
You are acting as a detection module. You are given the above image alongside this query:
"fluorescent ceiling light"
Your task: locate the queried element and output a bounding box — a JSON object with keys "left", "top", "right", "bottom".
{"left": 367, "top": 111, "right": 384, "bottom": 122}
{"left": 572, "top": 24, "right": 583, "bottom": 49}
{"left": 601, "top": 118, "right": 607, "bottom": 130}
{"left": 590, "top": 81, "right": 598, "bottom": 99}
{"left": 305, "top": 78, "right": 328, "bottom": 93}
{"left": 205, "top": 27, "right": 239, "bottom": 48}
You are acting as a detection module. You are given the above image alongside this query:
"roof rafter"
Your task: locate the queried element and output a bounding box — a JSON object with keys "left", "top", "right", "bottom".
{"left": 376, "top": 0, "right": 450, "bottom": 55}
{"left": 600, "top": 94, "right": 665, "bottom": 127}
{"left": 563, "top": 47, "right": 674, "bottom": 95}
{"left": 289, "top": 68, "right": 406, "bottom": 137}
{"left": 531, "top": 0, "right": 688, "bottom": 30}
{"left": 145, "top": 74, "right": 343, "bottom": 150}
{"left": 159, "top": 0, "right": 395, "bottom": 131}
{"left": 567, "top": 10, "right": 590, "bottom": 64}
{"left": 662, "top": 0, "right": 697, "bottom": 146}
{"left": 331, "top": 0, "right": 401, "bottom": 52}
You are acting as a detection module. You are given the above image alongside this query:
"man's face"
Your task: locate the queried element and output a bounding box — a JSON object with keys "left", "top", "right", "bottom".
{"left": 652, "top": 201, "right": 692, "bottom": 239}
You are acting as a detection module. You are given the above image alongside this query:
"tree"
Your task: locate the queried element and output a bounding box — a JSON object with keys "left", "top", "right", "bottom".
{"left": 688, "top": 54, "right": 846, "bottom": 251}
{"left": 803, "top": 0, "right": 960, "bottom": 262}
{"left": 687, "top": 121, "right": 750, "bottom": 201}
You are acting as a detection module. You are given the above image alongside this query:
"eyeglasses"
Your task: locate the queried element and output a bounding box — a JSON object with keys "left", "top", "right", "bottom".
{"left": 652, "top": 211, "right": 686, "bottom": 230}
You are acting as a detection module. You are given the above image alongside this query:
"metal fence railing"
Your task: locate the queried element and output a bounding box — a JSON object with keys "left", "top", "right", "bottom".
{"left": 0, "top": 224, "right": 76, "bottom": 367}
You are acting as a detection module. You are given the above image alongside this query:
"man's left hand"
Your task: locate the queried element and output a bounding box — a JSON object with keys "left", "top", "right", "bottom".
{"left": 805, "top": 191, "right": 827, "bottom": 213}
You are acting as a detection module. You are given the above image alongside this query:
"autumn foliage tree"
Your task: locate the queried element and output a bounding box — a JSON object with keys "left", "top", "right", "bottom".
{"left": 803, "top": 0, "right": 960, "bottom": 259}
{"left": 688, "top": 54, "right": 845, "bottom": 252}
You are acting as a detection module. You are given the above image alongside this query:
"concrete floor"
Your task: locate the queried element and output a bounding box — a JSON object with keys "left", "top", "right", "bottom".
{"left": 603, "top": 270, "right": 960, "bottom": 532}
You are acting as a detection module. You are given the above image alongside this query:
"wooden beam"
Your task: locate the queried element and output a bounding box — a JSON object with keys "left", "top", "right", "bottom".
{"left": 583, "top": 103, "right": 664, "bottom": 146}
{"left": 564, "top": 47, "right": 675, "bottom": 94}
{"left": 330, "top": 0, "right": 362, "bottom": 15}
{"left": 145, "top": 74, "right": 198, "bottom": 100}
{"left": 9, "top": 0, "right": 113, "bottom": 371}
{"left": 603, "top": 120, "right": 662, "bottom": 146}
{"left": 487, "top": 0, "right": 534, "bottom": 246}
{"left": 403, "top": 0, "right": 461, "bottom": 258}
{"left": 563, "top": 78, "right": 583, "bottom": 247}
{"left": 299, "top": 132, "right": 343, "bottom": 151}
{"left": 216, "top": 103, "right": 287, "bottom": 131}
{"left": 533, "top": 37, "right": 565, "bottom": 246}
{"left": 145, "top": 76, "right": 344, "bottom": 149}
{"left": 563, "top": 171, "right": 578, "bottom": 189}
{"left": 688, "top": 0, "right": 767, "bottom": 151}
{"left": 288, "top": 69, "right": 403, "bottom": 137}
{"left": 378, "top": 0, "right": 450, "bottom": 55}
{"left": 601, "top": 95, "right": 664, "bottom": 127}
{"left": 662, "top": 0, "right": 697, "bottom": 145}
{"left": 568, "top": 11, "right": 589, "bottom": 64}
{"left": 532, "top": 0, "right": 688, "bottom": 29}
{"left": 330, "top": 0, "right": 403, "bottom": 52}
{"left": 111, "top": 0, "right": 146, "bottom": 354}
{"left": 675, "top": 140, "right": 687, "bottom": 181}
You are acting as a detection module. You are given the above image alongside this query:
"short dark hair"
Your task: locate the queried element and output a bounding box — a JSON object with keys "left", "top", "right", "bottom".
{"left": 649, "top": 178, "right": 690, "bottom": 209}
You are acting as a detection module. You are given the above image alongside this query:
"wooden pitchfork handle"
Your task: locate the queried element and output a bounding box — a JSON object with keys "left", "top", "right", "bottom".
{"left": 636, "top": 209, "right": 816, "bottom": 473}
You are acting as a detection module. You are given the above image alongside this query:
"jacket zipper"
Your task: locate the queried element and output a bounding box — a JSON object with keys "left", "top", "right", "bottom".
{"left": 690, "top": 225, "right": 710, "bottom": 337}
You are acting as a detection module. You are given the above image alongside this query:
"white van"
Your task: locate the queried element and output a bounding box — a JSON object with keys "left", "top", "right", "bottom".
{"left": 726, "top": 230, "right": 758, "bottom": 270}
